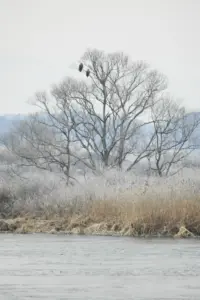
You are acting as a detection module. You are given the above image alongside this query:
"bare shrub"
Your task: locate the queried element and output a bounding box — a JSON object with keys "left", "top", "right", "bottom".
{"left": 0, "top": 187, "right": 15, "bottom": 218}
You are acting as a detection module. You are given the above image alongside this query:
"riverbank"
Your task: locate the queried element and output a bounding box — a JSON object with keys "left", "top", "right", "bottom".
{"left": 1, "top": 170, "right": 200, "bottom": 238}
{"left": 0, "top": 210, "right": 197, "bottom": 238}
{"left": 1, "top": 192, "right": 200, "bottom": 238}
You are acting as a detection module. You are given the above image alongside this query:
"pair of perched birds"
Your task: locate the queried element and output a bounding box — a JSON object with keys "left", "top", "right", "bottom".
{"left": 78, "top": 63, "right": 90, "bottom": 77}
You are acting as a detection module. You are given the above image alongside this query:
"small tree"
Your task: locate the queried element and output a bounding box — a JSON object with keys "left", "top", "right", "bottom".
{"left": 147, "top": 97, "right": 200, "bottom": 176}
{"left": 2, "top": 108, "right": 78, "bottom": 185}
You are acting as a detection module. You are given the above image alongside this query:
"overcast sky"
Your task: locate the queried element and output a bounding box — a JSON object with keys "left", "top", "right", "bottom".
{"left": 0, "top": 0, "right": 200, "bottom": 114}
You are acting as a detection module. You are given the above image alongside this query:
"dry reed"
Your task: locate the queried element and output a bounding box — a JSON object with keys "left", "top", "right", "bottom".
{"left": 0, "top": 168, "right": 200, "bottom": 237}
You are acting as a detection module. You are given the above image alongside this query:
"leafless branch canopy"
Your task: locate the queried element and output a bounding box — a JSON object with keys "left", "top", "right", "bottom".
{"left": 2, "top": 48, "right": 200, "bottom": 181}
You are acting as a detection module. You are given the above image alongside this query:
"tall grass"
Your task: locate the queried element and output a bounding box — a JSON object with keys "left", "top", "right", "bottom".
{"left": 0, "top": 167, "right": 200, "bottom": 236}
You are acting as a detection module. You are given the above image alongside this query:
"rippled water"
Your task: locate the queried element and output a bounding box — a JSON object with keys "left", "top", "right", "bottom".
{"left": 0, "top": 234, "right": 200, "bottom": 299}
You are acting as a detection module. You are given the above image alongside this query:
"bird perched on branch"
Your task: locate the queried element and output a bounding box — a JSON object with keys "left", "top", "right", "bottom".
{"left": 86, "top": 69, "right": 90, "bottom": 77}
{"left": 78, "top": 63, "right": 83, "bottom": 72}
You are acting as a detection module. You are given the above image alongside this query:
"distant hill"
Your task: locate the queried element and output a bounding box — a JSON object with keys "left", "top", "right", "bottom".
{"left": 0, "top": 114, "right": 26, "bottom": 135}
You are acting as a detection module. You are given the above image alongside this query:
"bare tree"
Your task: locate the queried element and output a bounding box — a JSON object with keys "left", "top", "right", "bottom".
{"left": 147, "top": 97, "right": 200, "bottom": 176}
{"left": 52, "top": 49, "right": 167, "bottom": 171}
{"left": 5, "top": 48, "right": 198, "bottom": 181}
{"left": 2, "top": 107, "right": 79, "bottom": 185}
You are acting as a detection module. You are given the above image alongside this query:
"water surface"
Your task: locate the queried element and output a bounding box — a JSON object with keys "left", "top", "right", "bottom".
{"left": 0, "top": 234, "right": 200, "bottom": 299}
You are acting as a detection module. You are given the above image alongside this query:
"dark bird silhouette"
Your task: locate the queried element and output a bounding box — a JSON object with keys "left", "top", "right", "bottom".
{"left": 78, "top": 63, "right": 83, "bottom": 72}
{"left": 86, "top": 69, "right": 90, "bottom": 77}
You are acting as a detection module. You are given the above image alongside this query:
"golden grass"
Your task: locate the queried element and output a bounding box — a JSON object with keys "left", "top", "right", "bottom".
{"left": 1, "top": 196, "right": 200, "bottom": 238}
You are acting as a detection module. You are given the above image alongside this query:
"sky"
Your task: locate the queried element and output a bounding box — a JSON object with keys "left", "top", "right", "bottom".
{"left": 0, "top": 0, "right": 200, "bottom": 114}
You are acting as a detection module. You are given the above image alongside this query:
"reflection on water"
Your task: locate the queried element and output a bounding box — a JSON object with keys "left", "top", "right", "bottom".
{"left": 0, "top": 234, "right": 200, "bottom": 299}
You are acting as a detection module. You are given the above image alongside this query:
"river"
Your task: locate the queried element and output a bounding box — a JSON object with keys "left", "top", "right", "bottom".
{"left": 0, "top": 234, "right": 199, "bottom": 299}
